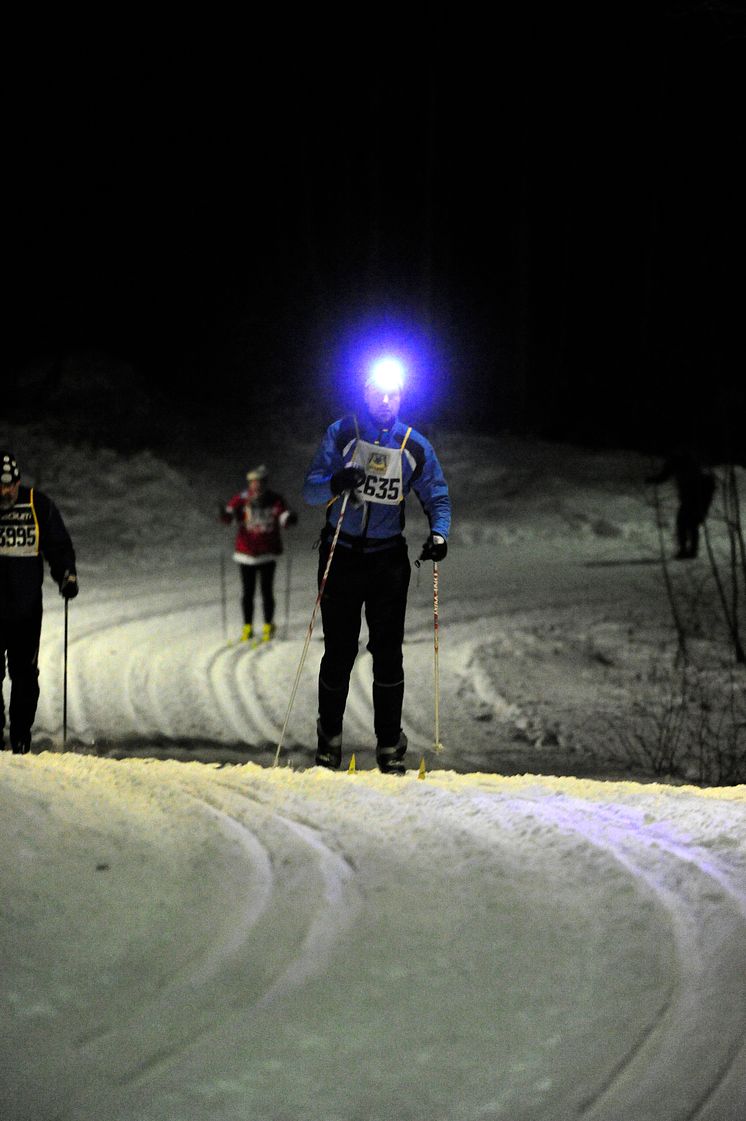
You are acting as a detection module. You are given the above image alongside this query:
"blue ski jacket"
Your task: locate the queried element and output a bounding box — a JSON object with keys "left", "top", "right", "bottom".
{"left": 303, "top": 414, "right": 451, "bottom": 550}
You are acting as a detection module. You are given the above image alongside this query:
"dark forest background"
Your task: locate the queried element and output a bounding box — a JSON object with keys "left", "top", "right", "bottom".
{"left": 5, "top": 5, "right": 745, "bottom": 460}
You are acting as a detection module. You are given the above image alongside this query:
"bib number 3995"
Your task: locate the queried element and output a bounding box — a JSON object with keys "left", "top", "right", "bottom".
{"left": 0, "top": 524, "right": 38, "bottom": 554}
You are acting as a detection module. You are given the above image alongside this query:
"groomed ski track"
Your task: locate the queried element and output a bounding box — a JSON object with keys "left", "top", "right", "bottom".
{"left": 2, "top": 553, "right": 745, "bottom": 1119}
{"left": 2, "top": 754, "right": 745, "bottom": 1120}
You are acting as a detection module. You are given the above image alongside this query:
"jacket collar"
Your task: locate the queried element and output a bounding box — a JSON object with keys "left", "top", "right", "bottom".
{"left": 356, "top": 414, "right": 404, "bottom": 445}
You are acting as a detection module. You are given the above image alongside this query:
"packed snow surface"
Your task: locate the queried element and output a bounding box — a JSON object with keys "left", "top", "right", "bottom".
{"left": 3, "top": 755, "right": 745, "bottom": 1121}
{"left": 1, "top": 422, "right": 745, "bottom": 1119}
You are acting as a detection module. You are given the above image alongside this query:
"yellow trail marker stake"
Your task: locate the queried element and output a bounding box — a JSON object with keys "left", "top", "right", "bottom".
{"left": 348, "top": 753, "right": 357, "bottom": 774}
{"left": 418, "top": 756, "right": 426, "bottom": 780}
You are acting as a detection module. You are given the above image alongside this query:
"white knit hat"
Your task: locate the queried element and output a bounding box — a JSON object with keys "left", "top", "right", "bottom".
{"left": 246, "top": 465, "right": 268, "bottom": 481}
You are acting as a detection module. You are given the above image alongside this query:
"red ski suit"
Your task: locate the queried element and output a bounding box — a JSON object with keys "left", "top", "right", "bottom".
{"left": 222, "top": 490, "right": 293, "bottom": 564}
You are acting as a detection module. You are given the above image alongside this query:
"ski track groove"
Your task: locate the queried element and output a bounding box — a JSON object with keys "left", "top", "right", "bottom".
{"left": 7, "top": 752, "right": 745, "bottom": 1119}
{"left": 38, "top": 594, "right": 519, "bottom": 760}
{"left": 220, "top": 772, "right": 746, "bottom": 1121}
{"left": 582, "top": 820, "right": 746, "bottom": 1121}
{"left": 41, "top": 772, "right": 362, "bottom": 1118}
{"left": 233, "top": 644, "right": 281, "bottom": 746}
{"left": 124, "top": 611, "right": 225, "bottom": 743}
{"left": 204, "top": 776, "right": 363, "bottom": 1004}
{"left": 143, "top": 632, "right": 183, "bottom": 741}
{"left": 15, "top": 559, "right": 745, "bottom": 1119}
{"left": 389, "top": 780, "right": 677, "bottom": 1119}
{"left": 412, "top": 779, "right": 746, "bottom": 1121}
{"left": 148, "top": 616, "right": 224, "bottom": 742}
{"left": 457, "top": 634, "right": 525, "bottom": 720}
{"left": 49, "top": 615, "right": 110, "bottom": 745}
{"left": 187, "top": 637, "right": 241, "bottom": 743}
{"left": 204, "top": 643, "right": 255, "bottom": 742}
{"left": 121, "top": 628, "right": 159, "bottom": 738}
{"left": 108, "top": 776, "right": 361, "bottom": 1093}
{"left": 36, "top": 597, "right": 220, "bottom": 746}
{"left": 54, "top": 795, "right": 273, "bottom": 1108}
{"left": 497, "top": 793, "right": 746, "bottom": 1121}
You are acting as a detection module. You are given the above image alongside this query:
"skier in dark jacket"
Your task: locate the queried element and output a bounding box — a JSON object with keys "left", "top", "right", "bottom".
{"left": 0, "top": 451, "right": 78, "bottom": 753}
{"left": 645, "top": 451, "right": 716, "bottom": 559}
{"left": 303, "top": 360, "right": 451, "bottom": 774}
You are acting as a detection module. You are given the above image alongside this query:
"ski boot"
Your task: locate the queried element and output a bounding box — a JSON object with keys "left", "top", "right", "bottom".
{"left": 376, "top": 732, "right": 408, "bottom": 775}
{"left": 315, "top": 720, "right": 343, "bottom": 770}
{"left": 261, "top": 622, "right": 276, "bottom": 643}
{"left": 11, "top": 732, "right": 31, "bottom": 755}
{"left": 240, "top": 623, "right": 254, "bottom": 643}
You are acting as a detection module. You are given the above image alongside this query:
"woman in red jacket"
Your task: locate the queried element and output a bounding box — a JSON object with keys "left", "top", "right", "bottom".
{"left": 220, "top": 465, "right": 297, "bottom": 643}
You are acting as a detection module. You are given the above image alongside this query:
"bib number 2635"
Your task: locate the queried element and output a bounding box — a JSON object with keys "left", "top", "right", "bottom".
{"left": 363, "top": 475, "right": 400, "bottom": 501}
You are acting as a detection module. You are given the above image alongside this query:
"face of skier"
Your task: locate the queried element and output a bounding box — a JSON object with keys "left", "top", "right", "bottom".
{"left": 364, "top": 382, "right": 401, "bottom": 428}
{"left": 0, "top": 480, "right": 19, "bottom": 510}
{"left": 247, "top": 477, "right": 266, "bottom": 500}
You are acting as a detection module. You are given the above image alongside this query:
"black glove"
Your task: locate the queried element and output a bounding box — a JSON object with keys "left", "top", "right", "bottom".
{"left": 284, "top": 511, "right": 298, "bottom": 526}
{"left": 60, "top": 571, "right": 79, "bottom": 600}
{"left": 330, "top": 466, "right": 365, "bottom": 495}
{"left": 419, "top": 533, "right": 447, "bottom": 562}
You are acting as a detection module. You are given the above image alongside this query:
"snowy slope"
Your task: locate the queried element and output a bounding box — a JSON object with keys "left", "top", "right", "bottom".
{"left": 1, "top": 420, "right": 745, "bottom": 1119}
{"left": 2, "top": 756, "right": 745, "bottom": 1121}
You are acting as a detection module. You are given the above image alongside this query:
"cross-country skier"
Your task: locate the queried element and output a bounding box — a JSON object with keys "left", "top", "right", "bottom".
{"left": 303, "top": 359, "right": 451, "bottom": 774}
{"left": 0, "top": 451, "right": 78, "bottom": 754}
{"left": 645, "top": 450, "right": 716, "bottom": 559}
{"left": 219, "top": 465, "right": 297, "bottom": 643}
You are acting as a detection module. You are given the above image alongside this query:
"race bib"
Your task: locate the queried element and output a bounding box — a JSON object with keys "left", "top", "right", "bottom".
{"left": 0, "top": 498, "right": 39, "bottom": 557}
{"left": 242, "top": 503, "right": 275, "bottom": 531}
{"left": 351, "top": 439, "right": 404, "bottom": 505}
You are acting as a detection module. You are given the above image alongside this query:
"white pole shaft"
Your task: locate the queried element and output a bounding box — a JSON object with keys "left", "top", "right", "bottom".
{"left": 433, "top": 561, "right": 443, "bottom": 751}
{"left": 219, "top": 551, "right": 227, "bottom": 641}
{"left": 63, "top": 598, "right": 69, "bottom": 750}
{"left": 284, "top": 552, "right": 292, "bottom": 640}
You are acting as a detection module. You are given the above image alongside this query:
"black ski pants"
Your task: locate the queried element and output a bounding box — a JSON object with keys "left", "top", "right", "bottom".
{"left": 676, "top": 503, "right": 702, "bottom": 558}
{"left": 239, "top": 562, "right": 276, "bottom": 625}
{"left": 317, "top": 540, "right": 410, "bottom": 748}
{"left": 0, "top": 609, "right": 42, "bottom": 746}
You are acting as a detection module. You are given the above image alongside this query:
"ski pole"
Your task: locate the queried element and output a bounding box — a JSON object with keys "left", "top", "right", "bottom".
{"left": 284, "top": 551, "right": 292, "bottom": 640}
{"left": 274, "top": 492, "right": 349, "bottom": 766}
{"left": 219, "top": 550, "right": 228, "bottom": 642}
{"left": 432, "top": 561, "right": 444, "bottom": 753}
{"left": 63, "top": 598, "right": 69, "bottom": 750}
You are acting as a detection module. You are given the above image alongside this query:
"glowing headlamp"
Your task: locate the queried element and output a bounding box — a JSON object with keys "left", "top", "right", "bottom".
{"left": 365, "top": 356, "right": 405, "bottom": 394}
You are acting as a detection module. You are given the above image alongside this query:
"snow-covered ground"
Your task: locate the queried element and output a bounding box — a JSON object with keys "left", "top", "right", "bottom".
{"left": 1, "top": 417, "right": 745, "bottom": 1120}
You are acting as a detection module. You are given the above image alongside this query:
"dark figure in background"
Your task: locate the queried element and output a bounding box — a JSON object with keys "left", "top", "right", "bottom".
{"left": 0, "top": 451, "right": 78, "bottom": 753}
{"left": 219, "top": 465, "right": 297, "bottom": 643}
{"left": 303, "top": 369, "right": 451, "bottom": 775}
{"left": 646, "top": 451, "right": 716, "bottom": 560}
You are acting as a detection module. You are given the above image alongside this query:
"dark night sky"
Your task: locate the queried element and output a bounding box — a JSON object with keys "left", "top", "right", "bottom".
{"left": 7, "top": 6, "right": 745, "bottom": 457}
